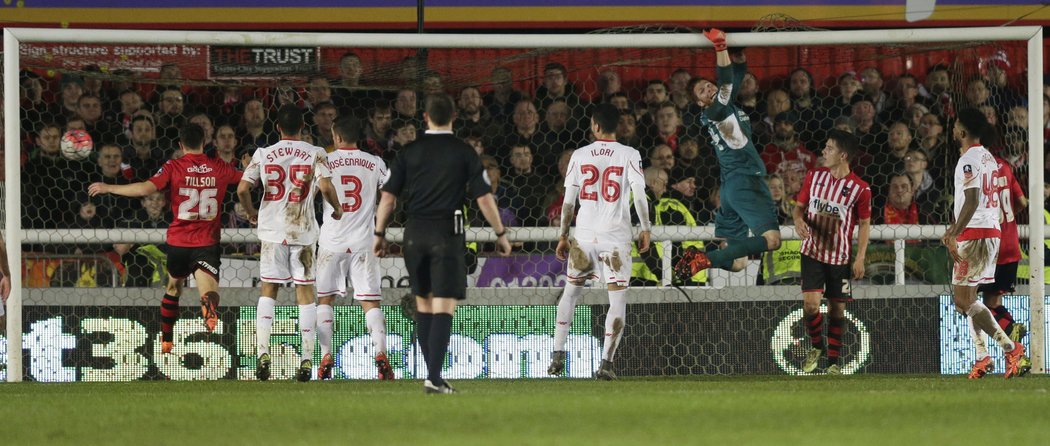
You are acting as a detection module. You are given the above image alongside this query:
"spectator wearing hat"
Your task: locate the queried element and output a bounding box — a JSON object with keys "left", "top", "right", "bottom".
{"left": 982, "top": 50, "right": 1023, "bottom": 112}
{"left": 760, "top": 111, "right": 816, "bottom": 175}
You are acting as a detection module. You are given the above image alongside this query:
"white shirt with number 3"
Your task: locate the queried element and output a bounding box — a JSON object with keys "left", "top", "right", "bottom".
{"left": 320, "top": 147, "right": 389, "bottom": 253}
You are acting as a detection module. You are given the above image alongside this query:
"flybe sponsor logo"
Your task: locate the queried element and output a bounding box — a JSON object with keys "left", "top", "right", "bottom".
{"left": 811, "top": 198, "right": 842, "bottom": 217}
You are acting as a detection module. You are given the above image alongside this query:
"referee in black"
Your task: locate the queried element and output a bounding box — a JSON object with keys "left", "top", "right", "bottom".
{"left": 374, "top": 93, "right": 512, "bottom": 394}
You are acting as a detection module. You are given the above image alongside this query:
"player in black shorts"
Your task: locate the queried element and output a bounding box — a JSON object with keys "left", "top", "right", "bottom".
{"left": 373, "top": 93, "right": 511, "bottom": 394}
{"left": 90, "top": 124, "right": 242, "bottom": 354}
{"left": 791, "top": 131, "right": 872, "bottom": 375}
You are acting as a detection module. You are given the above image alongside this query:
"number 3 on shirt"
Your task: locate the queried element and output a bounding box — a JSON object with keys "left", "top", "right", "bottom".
{"left": 264, "top": 165, "right": 312, "bottom": 202}
{"left": 340, "top": 175, "right": 363, "bottom": 213}
{"left": 579, "top": 164, "right": 623, "bottom": 202}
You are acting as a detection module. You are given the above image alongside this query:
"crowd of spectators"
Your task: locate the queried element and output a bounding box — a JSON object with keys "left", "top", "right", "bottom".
{"left": 14, "top": 50, "right": 1050, "bottom": 286}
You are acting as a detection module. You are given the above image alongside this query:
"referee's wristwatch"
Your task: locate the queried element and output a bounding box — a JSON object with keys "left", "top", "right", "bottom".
{"left": 373, "top": 230, "right": 385, "bottom": 237}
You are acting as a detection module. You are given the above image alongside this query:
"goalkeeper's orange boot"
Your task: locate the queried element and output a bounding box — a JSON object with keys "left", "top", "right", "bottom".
{"left": 318, "top": 353, "right": 335, "bottom": 380}
{"left": 674, "top": 247, "right": 711, "bottom": 281}
{"left": 200, "top": 292, "right": 220, "bottom": 333}
{"left": 1004, "top": 342, "right": 1026, "bottom": 379}
{"left": 376, "top": 352, "right": 395, "bottom": 380}
{"left": 968, "top": 356, "right": 992, "bottom": 379}
{"left": 161, "top": 341, "right": 174, "bottom": 354}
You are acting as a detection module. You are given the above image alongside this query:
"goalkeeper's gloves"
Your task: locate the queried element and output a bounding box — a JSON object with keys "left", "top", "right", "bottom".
{"left": 703, "top": 28, "right": 727, "bottom": 52}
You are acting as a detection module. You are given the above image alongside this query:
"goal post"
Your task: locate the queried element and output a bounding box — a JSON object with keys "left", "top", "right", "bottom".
{"left": 2, "top": 26, "right": 1044, "bottom": 382}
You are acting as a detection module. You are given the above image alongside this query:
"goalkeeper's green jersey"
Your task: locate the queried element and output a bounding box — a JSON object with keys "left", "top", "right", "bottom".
{"left": 698, "top": 61, "right": 767, "bottom": 179}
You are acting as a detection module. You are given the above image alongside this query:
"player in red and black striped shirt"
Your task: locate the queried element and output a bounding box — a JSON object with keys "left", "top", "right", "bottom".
{"left": 792, "top": 129, "right": 872, "bottom": 374}
{"left": 90, "top": 124, "right": 242, "bottom": 354}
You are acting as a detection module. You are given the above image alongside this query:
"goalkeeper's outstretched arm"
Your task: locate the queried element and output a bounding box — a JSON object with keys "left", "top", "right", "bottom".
{"left": 704, "top": 28, "right": 731, "bottom": 68}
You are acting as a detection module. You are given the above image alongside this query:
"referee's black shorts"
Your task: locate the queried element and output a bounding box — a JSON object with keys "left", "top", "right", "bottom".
{"left": 403, "top": 218, "right": 467, "bottom": 300}
{"left": 800, "top": 254, "right": 853, "bottom": 302}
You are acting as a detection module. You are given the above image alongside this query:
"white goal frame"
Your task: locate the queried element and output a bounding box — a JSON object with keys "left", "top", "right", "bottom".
{"left": 3, "top": 26, "right": 1045, "bottom": 381}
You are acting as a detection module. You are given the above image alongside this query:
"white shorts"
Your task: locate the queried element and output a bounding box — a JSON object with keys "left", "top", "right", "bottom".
{"left": 566, "top": 239, "right": 632, "bottom": 287}
{"left": 260, "top": 241, "right": 315, "bottom": 285}
{"left": 315, "top": 247, "right": 382, "bottom": 300}
{"left": 952, "top": 238, "right": 999, "bottom": 287}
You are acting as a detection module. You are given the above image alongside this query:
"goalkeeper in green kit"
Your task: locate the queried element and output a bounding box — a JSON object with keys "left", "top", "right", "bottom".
{"left": 675, "top": 28, "right": 782, "bottom": 278}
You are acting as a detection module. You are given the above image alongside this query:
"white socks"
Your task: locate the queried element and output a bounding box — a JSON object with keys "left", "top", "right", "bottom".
{"left": 256, "top": 296, "right": 276, "bottom": 355}
{"left": 365, "top": 307, "right": 387, "bottom": 356}
{"left": 299, "top": 303, "right": 317, "bottom": 362}
{"left": 554, "top": 283, "right": 584, "bottom": 352}
{"left": 603, "top": 289, "right": 627, "bottom": 362}
{"left": 968, "top": 316, "right": 989, "bottom": 360}
{"left": 317, "top": 304, "right": 334, "bottom": 357}
{"left": 966, "top": 300, "right": 1014, "bottom": 352}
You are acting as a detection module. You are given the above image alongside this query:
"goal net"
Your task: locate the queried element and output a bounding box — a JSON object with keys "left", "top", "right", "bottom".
{"left": 1, "top": 26, "right": 1044, "bottom": 381}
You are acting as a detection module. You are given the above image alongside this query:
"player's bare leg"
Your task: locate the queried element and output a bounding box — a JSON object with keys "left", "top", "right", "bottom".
{"left": 295, "top": 284, "right": 317, "bottom": 382}
{"left": 800, "top": 291, "right": 824, "bottom": 373}
{"left": 317, "top": 295, "right": 336, "bottom": 380}
{"left": 255, "top": 282, "right": 280, "bottom": 381}
{"left": 360, "top": 299, "right": 393, "bottom": 380}
{"left": 194, "top": 270, "right": 220, "bottom": 334}
{"left": 160, "top": 276, "right": 184, "bottom": 354}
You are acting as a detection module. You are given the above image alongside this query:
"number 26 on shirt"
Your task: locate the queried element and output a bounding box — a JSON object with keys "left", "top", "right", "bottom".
{"left": 177, "top": 188, "right": 218, "bottom": 221}
{"left": 579, "top": 164, "right": 623, "bottom": 202}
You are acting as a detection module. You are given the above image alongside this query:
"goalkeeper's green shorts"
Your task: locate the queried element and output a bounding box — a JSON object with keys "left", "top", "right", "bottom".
{"left": 714, "top": 174, "right": 779, "bottom": 241}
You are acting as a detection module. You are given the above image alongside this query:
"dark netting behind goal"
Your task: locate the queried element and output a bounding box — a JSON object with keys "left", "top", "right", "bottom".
{"left": 2, "top": 26, "right": 1043, "bottom": 381}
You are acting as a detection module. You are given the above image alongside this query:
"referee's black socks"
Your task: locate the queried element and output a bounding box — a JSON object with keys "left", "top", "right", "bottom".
{"left": 428, "top": 313, "right": 454, "bottom": 386}
{"left": 417, "top": 312, "right": 434, "bottom": 366}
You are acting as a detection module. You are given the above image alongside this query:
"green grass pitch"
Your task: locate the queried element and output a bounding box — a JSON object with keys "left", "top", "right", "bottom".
{"left": 2, "top": 375, "right": 1048, "bottom": 445}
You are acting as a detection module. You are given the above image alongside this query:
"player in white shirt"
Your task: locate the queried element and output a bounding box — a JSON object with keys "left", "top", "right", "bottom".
{"left": 237, "top": 105, "right": 344, "bottom": 382}
{"left": 314, "top": 117, "right": 394, "bottom": 380}
{"left": 548, "top": 104, "right": 651, "bottom": 380}
{"left": 940, "top": 108, "right": 1024, "bottom": 379}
